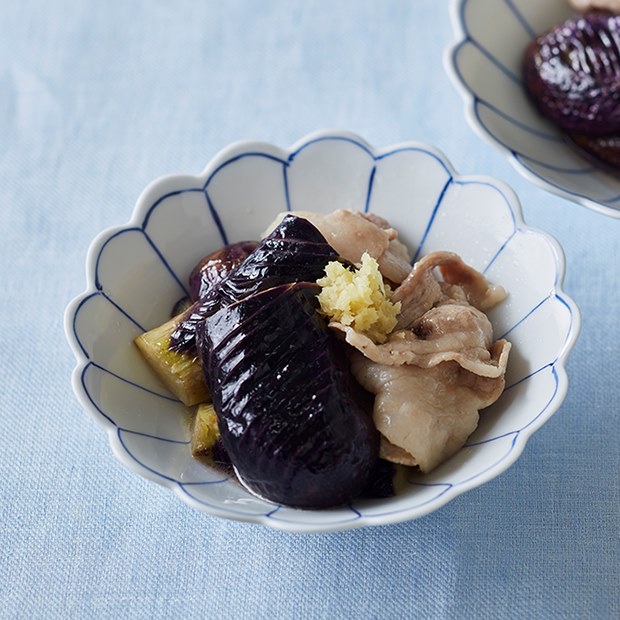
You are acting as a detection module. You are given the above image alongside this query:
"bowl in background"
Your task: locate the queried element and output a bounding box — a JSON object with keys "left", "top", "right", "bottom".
{"left": 64, "top": 130, "right": 580, "bottom": 532}
{"left": 446, "top": 0, "right": 620, "bottom": 219}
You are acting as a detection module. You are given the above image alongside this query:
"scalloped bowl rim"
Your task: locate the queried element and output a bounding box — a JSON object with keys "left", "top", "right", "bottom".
{"left": 64, "top": 129, "right": 581, "bottom": 532}
{"left": 444, "top": 0, "right": 620, "bottom": 220}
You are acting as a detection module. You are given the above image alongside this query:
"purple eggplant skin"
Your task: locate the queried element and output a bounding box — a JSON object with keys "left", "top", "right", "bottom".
{"left": 524, "top": 12, "right": 620, "bottom": 135}
{"left": 199, "top": 282, "right": 379, "bottom": 509}
{"left": 188, "top": 241, "right": 258, "bottom": 302}
{"left": 359, "top": 459, "right": 396, "bottom": 499}
{"left": 169, "top": 215, "right": 340, "bottom": 355}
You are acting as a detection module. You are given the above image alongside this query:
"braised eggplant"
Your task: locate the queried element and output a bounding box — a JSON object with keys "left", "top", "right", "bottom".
{"left": 199, "top": 282, "right": 379, "bottom": 509}
{"left": 189, "top": 241, "right": 258, "bottom": 302}
{"left": 170, "top": 215, "right": 340, "bottom": 355}
{"left": 524, "top": 12, "right": 620, "bottom": 135}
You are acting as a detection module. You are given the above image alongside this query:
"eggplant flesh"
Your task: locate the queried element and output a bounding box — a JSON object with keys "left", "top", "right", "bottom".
{"left": 199, "top": 282, "right": 379, "bottom": 509}
{"left": 169, "top": 215, "right": 340, "bottom": 355}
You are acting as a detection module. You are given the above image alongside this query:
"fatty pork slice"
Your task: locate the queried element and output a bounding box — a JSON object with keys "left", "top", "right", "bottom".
{"left": 263, "top": 210, "right": 412, "bottom": 284}
{"left": 392, "top": 251, "right": 506, "bottom": 329}
{"left": 332, "top": 303, "right": 511, "bottom": 378}
{"left": 338, "top": 250, "right": 510, "bottom": 473}
{"left": 350, "top": 348, "right": 507, "bottom": 473}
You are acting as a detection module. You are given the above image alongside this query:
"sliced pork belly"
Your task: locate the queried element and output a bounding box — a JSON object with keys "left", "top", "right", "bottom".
{"left": 331, "top": 303, "right": 511, "bottom": 378}
{"left": 351, "top": 350, "right": 507, "bottom": 472}
{"left": 263, "top": 210, "right": 412, "bottom": 284}
{"left": 392, "top": 251, "right": 506, "bottom": 329}
{"left": 335, "top": 249, "right": 510, "bottom": 473}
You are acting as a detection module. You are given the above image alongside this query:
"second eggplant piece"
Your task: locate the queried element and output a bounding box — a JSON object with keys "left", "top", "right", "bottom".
{"left": 170, "top": 215, "right": 340, "bottom": 355}
{"left": 200, "top": 282, "right": 379, "bottom": 509}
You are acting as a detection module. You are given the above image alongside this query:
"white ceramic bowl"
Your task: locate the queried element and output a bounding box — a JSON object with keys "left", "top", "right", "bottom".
{"left": 446, "top": 0, "right": 620, "bottom": 219}
{"left": 64, "top": 130, "right": 580, "bottom": 532}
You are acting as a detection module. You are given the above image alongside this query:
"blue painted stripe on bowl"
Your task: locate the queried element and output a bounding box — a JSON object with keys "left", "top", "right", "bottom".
{"left": 550, "top": 295, "right": 576, "bottom": 361}
{"left": 141, "top": 188, "right": 206, "bottom": 229}
{"left": 202, "top": 152, "right": 289, "bottom": 190}
{"left": 93, "top": 227, "right": 186, "bottom": 330}
{"left": 352, "top": 484, "right": 453, "bottom": 520}
{"left": 513, "top": 153, "right": 620, "bottom": 205}
{"left": 499, "top": 290, "right": 572, "bottom": 365}
{"left": 401, "top": 434, "right": 519, "bottom": 498}
{"left": 499, "top": 293, "right": 552, "bottom": 340}
{"left": 139, "top": 189, "right": 210, "bottom": 298}
{"left": 120, "top": 428, "right": 190, "bottom": 445}
{"left": 265, "top": 505, "right": 282, "bottom": 517}
{"left": 178, "top": 483, "right": 281, "bottom": 518}
{"left": 468, "top": 367, "right": 559, "bottom": 447}
{"left": 82, "top": 364, "right": 186, "bottom": 434}
{"left": 288, "top": 135, "right": 374, "bottom": 161}
{"left": 117, "top": 428, "right": 202, "bottom": 485}
{"left": 468, "top": 37, "right": 522, "bottom": 85}
{"left": 375, "top": 146, "right": 453, "bottom": 177}
{"left": 458, "top": 0, "right": 522, "bottom": 85}
{"left": 364, "top": 164, "right": 377, "bottom": 214}
{"left": 142, "top": 230, "right": 189, "bottom": 298}
{"left": 411, "top": 177, "right": 453, "bottom": 263}
{"left": 476, "top": 98, "right": 565, "bottom": 144}
{"left": 506, "top": 362, "right": 553, "bottom": 391}
{"left": 99, "top": 290, "right": 146, "bottom": 333}
{"left": 81, "top": 362, "right": 117, "bottom": 426}
{"left": 72, "top": 291, "right": 101, "bottom": 359}
{"left": 94, "top": 227, "right": 143, "bottom": 290}
{"left": 482, "top": 229, "right": 517, "bottom": 275}
{"left": 204, "top": 188, "right": 229, "bottom": 246}
{"left": 449, "top": 177, "right": 522, "bottom": 275}
{"left": 266, "top": 509, "right": 361, "bottom": 526}
{"left": 455, "top": 433, "right": 519, "bottom": 487}
{"left": 465, "top": 430, "right": 518, "bottom": 448}
{"left": 282, "top": 163, "right": 291, "bottom": 211}
{"left": 476, "top": 104, "right": 608, "bottom": 176}
{"left": 348, "top": 504, "right": 362, "bottom": 518}
{"left": 90, "top": 361, "right": 180, "bottom": 402}
{"left": 450, "top": 39, "right": 566, "bottom": 145}
{"left": 453, "top": 178, "right": 517, "bottom": 228}
{"left": 181, "top": 478, "right": 232, "bottom": 486}
{"left": 203, "top": 151, "right": 291, "bottom": 240}
{"left": 503, "top": 0, "right": 536, "bottom": 38}
{"left": 74, "top": 288, "right": 145, "bottom": 349}
{"left": 518, "top": 153, "right": 597, "bottom": 175}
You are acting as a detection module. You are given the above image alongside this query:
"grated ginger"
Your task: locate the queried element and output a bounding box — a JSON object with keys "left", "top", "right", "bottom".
{"left": 316, "top": 252, "right": 401, "bottom": 343}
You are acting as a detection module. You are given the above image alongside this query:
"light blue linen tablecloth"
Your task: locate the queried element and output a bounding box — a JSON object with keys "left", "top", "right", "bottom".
{"left": 1, "top": 1, "right": 618, "bottom": 618}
